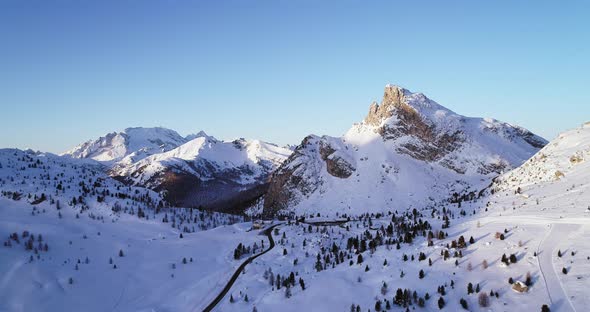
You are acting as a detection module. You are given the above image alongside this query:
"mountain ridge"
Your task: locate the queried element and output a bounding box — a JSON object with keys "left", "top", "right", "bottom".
{"left": 262, "top": 85, "right": 547, "bottom": 217}
{"left": 63, "top": 127, "right": 292, "bottom": 212}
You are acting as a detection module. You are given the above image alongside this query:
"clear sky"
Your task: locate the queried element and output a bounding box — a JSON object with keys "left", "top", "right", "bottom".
{"left": 1, "top": 1, "right": 589, "bottom": 153}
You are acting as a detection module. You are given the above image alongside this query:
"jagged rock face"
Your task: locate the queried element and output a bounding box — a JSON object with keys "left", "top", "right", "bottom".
{"left": 366, "top": 86, "right": 465, "bottom": 170}
{"left": 262, "top": 85, "right": 547, "bottom": 217}
{"left": 364, "top": 85, "right": 407, "bottom": 126}
{"left": 319, "top": 140, "right": 356, "bottom": 178}
{"left": 263, "top": 136, "right": 324, "bottom": 216}
{"left": 263, "top": 135, "right": 355, "bottom": 216}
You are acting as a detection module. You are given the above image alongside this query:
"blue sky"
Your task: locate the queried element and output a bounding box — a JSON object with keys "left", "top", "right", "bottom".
{"left": 1, "top": 1, "right": 589, "bottom": 153}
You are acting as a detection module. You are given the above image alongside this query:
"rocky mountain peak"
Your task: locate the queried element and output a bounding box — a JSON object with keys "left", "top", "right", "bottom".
{"left": 363, "top": 85, "right": 443, "bottom": 130}
{"left": 364, "top": 85, "right": 408, "bottom": 126}
{"left": 185, "top": 130, "right": 216, "bottom": 142}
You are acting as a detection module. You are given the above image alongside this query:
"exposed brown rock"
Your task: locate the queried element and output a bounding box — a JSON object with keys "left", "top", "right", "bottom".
{"left": 263, "top": 136, "right": 319, "bottom": 216}
{"left": 319, "top": 141, "right": 355, "bottom": 178}
{"left": 367, "top": 85, "right": 464, "bottom": 166}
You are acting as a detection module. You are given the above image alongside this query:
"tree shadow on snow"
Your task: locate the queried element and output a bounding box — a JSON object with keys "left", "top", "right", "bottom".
{"left": 551, "top": 299, "right": 567, "bottom": 311}
{"left": 475, "top": 232, "right": 490, "bottom": 241}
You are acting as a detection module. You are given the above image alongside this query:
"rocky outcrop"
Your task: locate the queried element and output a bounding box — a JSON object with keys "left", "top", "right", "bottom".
{"left": 263, "top": 135, "right": 355, "bottom": 216}
{"left": 319, "top": 140, "right": 355, "bottom": 178}
{"left": 263, "top": 136, "right": 321, "bottom": 216}
{"left": 366, "top": 85, "right": 465, "bottom": 167}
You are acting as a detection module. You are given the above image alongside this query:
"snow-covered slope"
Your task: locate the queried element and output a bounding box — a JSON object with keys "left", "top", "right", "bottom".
{"left": 491, "top": 122, "right": 590, "bottom": 218}
{"left": 0, "top": 196, "right": 252, "bottom": 312}
{"left": 0, "top": 148, "right": 164, "bottom": 210}
{"left": 470, "top": 123, "right": 590, "bottom": 311}
{"left": 263, "top": 85, "right": 547, "bottom": 217}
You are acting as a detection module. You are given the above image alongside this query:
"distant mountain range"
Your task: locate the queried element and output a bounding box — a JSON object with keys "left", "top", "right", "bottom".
{"left": 62, "top": 127, "right": 291, "bottom": 213}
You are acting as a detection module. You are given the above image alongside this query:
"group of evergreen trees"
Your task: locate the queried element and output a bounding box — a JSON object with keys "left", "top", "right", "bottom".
{"left": 3, "top": 230, "right": 49, "bottom": 254}
{"left": 233, "top": 242, "right": 258, "bottom": 260}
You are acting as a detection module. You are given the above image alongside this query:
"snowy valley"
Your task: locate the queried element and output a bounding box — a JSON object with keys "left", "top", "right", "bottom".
{"left": 1, "top": 86, "right": 588, "bottom": 312}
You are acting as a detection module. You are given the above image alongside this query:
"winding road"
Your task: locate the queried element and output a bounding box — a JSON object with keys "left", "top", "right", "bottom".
{"left": 201, "top": 223, "right": 280, "bottom": 312}
{"left": 537, "top": 223, "right": 578, "bottom": 312}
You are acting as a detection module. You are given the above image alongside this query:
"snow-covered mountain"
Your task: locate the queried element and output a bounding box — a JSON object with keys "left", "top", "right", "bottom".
{"left": 64, "top": 127, "right": 292, "bottom": 212}
{"left": 113, "top": 136, "right": 292, "bottom": 211}
{"left": 63, "top": 127, "right": 188, "bottom": 164}
{"left": 263, "top": 85, "right": 547, "bottom": 217}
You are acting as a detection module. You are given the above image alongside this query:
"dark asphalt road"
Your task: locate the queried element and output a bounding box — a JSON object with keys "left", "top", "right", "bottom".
{"left": 202, "top": 224, "right": 280, "bottom": 312}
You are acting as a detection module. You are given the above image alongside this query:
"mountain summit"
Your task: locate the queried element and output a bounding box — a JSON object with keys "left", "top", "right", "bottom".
{"left": 63, "top": 127, "right": 187, "bottom": 164}
{"left": 262, "top": 85, "right": 547, "bottom": 216}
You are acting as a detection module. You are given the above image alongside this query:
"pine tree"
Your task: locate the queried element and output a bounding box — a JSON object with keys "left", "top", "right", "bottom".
{"left": 509, "top": 254, "right": 517, "bottom": 263}
{"left": 375, "top": 300, "right": 382, "bottom": 312}
{"left": 460, "top": 298, "right": 468, "bottom": 310}
{"left": 418, "top": 297, "right": 425, "bottom": 307}
{"left": 315, "top": 258, "right": 323, "bottom": 272}
{"left": 438, "top": 297, "right": 445, "bottom": 309}
{"left": 419, "top": 270, "right": 425, "bottom": 279}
